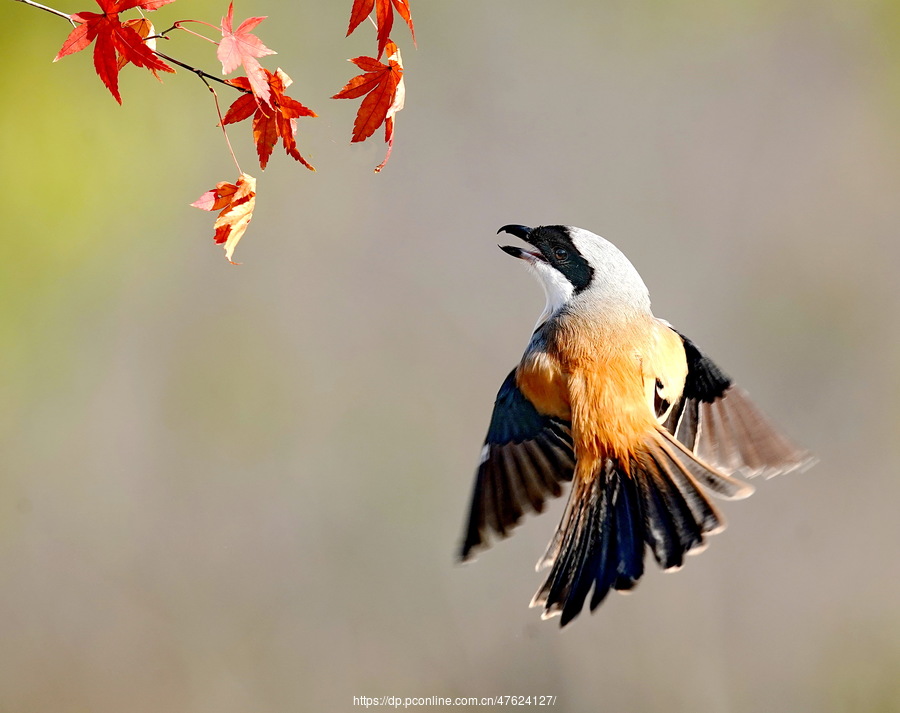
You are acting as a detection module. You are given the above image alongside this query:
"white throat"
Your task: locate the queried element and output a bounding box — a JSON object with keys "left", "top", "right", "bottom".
{"left": 526, "top": 259, "right": 574, "bottom": 328}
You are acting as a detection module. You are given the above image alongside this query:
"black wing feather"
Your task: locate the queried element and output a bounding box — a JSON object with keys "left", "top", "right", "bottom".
{"left": 665, "top": 332, "right": 814, "bottom": 478}
{"left": 459, "top": 369, "right": 575, "bottom": 561}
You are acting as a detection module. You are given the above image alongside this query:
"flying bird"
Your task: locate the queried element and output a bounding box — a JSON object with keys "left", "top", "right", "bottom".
{"left": 459, "top": 224, "right": 813, "bottom": 626}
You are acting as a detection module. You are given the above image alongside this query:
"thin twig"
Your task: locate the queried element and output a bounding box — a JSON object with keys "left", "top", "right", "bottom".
{"left": 153, "top": 19, "right": 220, "bottom": 44}
{"left": 11, "top": 0, "right": 74, "bottom": 24}
{"left": 154, "top": 51, "right": 250, "bottom": 94}
{"left": 199, "top": 75, "right": 242, "bottom": 176}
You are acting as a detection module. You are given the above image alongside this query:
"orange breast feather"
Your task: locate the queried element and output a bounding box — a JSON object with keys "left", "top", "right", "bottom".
{"left": 516, "top": 350, "right": 570, "bottom": 422}
{"left": 536, "top": 316, "right": 687, "bottom": 475}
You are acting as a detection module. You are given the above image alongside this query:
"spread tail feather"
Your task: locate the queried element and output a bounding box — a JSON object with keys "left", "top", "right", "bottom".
{"left": 531, "top": 430, "right": 752, "bottom": 626}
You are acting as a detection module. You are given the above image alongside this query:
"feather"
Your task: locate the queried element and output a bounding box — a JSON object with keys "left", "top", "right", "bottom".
{"left": 530, "top": 426, "right": 757, "bottom": 625}
{"left": 634, "top": 462, "right": 684, "bottom": 570}
{"left": 612, "top": 473, "right": 645, "bottom": 590}
{"left": 658, "top": 428, "right": 754, "bottom": 500}
{"left": 509, "top": 444, "right": 549, "bottom": 512}
{"left": 647, "top": 436, "right": 724, "bottom": 535}
{"left": 531, "top": 480, "right": 591, "bottom": 610}
{"left": 459, "top": 371, "right": 576, "bottom": 561}
{"left": 588, "top": 508, "right": 617, "bottom": 612}
{"left": 641, "top": 452, "right": 705, "bottom": 557}
{"left": 718, "top": 387, "right": 816, "bottom": 478}
{"left": 664, "top": 332, "right": 814, "bottom": 480}
{"left": 497, "top": 448, "right": 526, "bottom": 527}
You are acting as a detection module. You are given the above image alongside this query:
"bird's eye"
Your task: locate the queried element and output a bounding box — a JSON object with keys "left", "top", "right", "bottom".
{"left": 554, "top": 247, "right": 568, "bottom": 261}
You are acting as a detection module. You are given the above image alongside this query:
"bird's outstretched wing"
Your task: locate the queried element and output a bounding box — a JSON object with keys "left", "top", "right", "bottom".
{"left": 459, "top": 369, "right": 575, "bottom": 561}
{"left": 663, "top": 332, "right": 814, "bottom": 478}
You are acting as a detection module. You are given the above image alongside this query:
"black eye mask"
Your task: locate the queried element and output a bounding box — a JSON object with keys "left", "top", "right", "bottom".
{"left": 529, "top": 225, "right": 594, "bottom": 294}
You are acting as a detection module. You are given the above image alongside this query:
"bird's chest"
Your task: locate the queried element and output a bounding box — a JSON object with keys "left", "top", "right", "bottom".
{"left": 514, "top": 320, "right": 646, "bottom": 424}
{"left": 521, "top": 316, "right": 676, "bottom": 463}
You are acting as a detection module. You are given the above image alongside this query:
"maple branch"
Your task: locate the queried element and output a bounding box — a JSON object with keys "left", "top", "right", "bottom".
{"left": 153, "top": 50, "right": 250, "bottom": 94}
{"left": 11, "top": 0, "right": 75, "bottom": 24}
{"left": 10, "top": 0, "right": 235, "bottom": 93}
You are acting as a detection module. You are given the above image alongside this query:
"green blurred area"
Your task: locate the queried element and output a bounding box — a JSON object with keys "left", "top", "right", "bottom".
{"left": 2, "top": 1, "right": 900, "bottom": 711}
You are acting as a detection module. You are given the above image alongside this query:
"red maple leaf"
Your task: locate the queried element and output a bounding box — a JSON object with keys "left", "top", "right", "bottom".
{"left": 332, "top": 41, "right": 405, "bottom": 171}
{"left": 346, "top": 0, "right": 414, "bottom": 59}
{"left": 191, "top": 173, "right": 257, "bottom": 264}
{"left": 117, "top": 18, "right": 154, "bottom": 71}
{"left": 216, "top": 2, "right": 276, "bottom": 107}
{"left": 222, "top": 69, "right": 317, "bottom": 171}
{"left": 54, "top": 0, "right": 176, "bottom": 104}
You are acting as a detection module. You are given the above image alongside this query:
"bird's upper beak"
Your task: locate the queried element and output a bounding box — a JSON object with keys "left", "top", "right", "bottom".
{"left": 498, "top": 224, "right": 545, "bottom": 262}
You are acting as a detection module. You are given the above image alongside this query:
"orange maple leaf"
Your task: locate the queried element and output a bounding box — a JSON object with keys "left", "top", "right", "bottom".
{"left": 217, "top": 1, "right": 276, "bottom": 107}
{"left": 117, "top": 18, "right": 154, "bottom": 71}
{"left": 332, "top": 41, "right": 405, "bottom": 172}
{"left": 191, "top": 173, "right": 257, "bottom": 264}
{"left": 222, "top": 68, "right": 317, "bottom": 171}
{"left": 347, "top": 0, "right": 414, "bottom": 59}
{"left": 54, "top": 0, "right": 175, "bottom": 104}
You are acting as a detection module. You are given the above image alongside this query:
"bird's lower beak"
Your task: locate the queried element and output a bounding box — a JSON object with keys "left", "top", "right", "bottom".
{"left": 500, "top": 245, "right": 529, "bottom": 259}
{"left": 498, "top": 224, "right": 544, "bottom": 262}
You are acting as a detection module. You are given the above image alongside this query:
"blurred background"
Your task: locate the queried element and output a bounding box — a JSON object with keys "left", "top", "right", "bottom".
{"left": 2, "top": 0, "right": 900, "bottom": 710}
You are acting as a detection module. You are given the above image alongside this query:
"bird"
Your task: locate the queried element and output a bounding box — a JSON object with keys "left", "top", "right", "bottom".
{"left": 459, "top": 224, "right": 814, "bottom": 627}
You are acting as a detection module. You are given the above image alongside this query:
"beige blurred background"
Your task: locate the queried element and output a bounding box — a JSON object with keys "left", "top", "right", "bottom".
{"left": 2, "top": 0, "right": 900, "bottom": 711}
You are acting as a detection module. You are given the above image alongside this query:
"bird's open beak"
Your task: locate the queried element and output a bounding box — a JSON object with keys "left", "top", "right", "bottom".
{"left": 498, "top": 224, "right": 544, "bottom": 262}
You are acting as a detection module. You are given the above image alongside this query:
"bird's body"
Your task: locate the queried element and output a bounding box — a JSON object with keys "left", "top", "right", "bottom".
{"left": 521, "top": 311, "right": 686, "bottom": 464}
{"left": 460, "top": 225, "right": 813, "bottom": 626}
